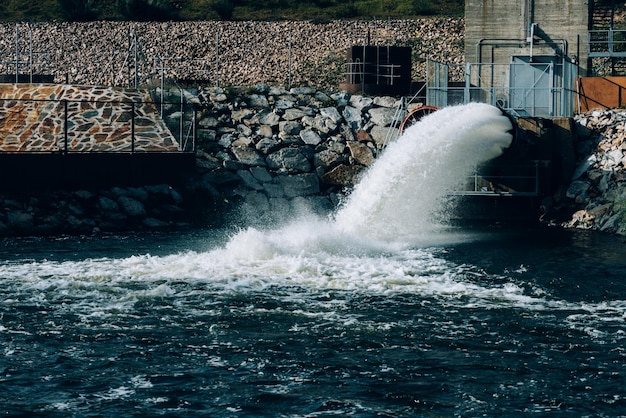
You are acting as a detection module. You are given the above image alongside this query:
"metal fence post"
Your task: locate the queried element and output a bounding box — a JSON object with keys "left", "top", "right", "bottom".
{"left": 29, "top": 24, "right": 33, "bottom": 83}
{"left": 63, "top": 100, "right": 69, "bottom": 155}
{"left": 179, "top": 88, "right": 184, "bottom": 143}
{"left": 15, "top": 25, "right": 19, "bottom": 83}
{"left": 155, "top": 55, "right": 165, "bottom": 118}
{"left": 134, "top": 28, "right": 138, "bottom": 89}
{"left": 127, "top": 26, "right": 132, "bottom": 88}
{"left": 215, "top": 29, "right": 220, "bottom": 87}
{"left": 192, "top": 109, "right": 196, "bottom": 152}
{"left": 288, "top": 28, "right": 292, "bottom": 89}
{"left": 131, "top": 101, "right": 135, "bottom": 154}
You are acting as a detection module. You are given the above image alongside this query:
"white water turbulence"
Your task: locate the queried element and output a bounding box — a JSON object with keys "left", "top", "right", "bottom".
{"left": 0, "top": 103, "right": 524, "bottom": 316}
{"left": 334, "top": 102, "right": 513, "bottom": 243}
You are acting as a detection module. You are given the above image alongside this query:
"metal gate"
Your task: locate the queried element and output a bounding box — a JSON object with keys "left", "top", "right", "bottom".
{"left": 426, "top": 59, "right": 449, "bottom": 107}
{"left": 509, "top": 56, "right": 555, "bottom": 117}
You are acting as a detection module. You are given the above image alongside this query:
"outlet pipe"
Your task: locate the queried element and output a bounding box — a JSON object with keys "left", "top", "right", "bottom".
{"left": 496, "top": 104, "right": 532, "bottom": 161}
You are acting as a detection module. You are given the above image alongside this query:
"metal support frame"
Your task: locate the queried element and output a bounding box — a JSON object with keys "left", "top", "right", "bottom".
{"left": 452, "top": 161, "right": 543, "bottom": 197}
{"left": 589, "top": 29, "right": 626, "bottom": 58}
{"left": 0, "top": 24, "right": 49, "bottom": 83}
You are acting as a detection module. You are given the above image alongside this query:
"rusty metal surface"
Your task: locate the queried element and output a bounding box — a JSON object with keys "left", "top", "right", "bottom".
{"left": 577, "top": 76, "right": 626, "bottom": 112}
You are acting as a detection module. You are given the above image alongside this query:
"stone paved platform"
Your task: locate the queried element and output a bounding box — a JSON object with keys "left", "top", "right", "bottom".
{"left": 0, "top": 84, "right": 180, "bottom": 153}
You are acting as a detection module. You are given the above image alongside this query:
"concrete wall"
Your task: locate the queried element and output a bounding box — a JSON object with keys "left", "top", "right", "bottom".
{"left": 0, "top": 153, "right": 195, "bottom": 192}
{"left": 465, "top": 0, "right": 588, "bottom": 74}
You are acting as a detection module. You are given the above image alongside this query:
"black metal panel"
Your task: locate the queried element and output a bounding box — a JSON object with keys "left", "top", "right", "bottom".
{"left": 343, "top": 46, "right": 412, "bottom": 96}
{"left": 0, "top": 153, "right": 196, "bottom": 192}
{"left": 0, "top": 74, "right": 55, "bottom": 83}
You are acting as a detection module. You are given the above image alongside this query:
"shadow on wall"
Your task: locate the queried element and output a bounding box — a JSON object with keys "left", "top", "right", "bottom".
{"left": 578, "top": 77, "right": 626, "bottom": 112}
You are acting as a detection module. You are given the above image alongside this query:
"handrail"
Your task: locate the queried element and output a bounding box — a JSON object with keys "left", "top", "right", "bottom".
{"left": 588, "top": 29, "right": 626, "bottom": 57}
{"left": 425, "top": 60, "right": 577, "bottom": 117}
{"left": 378, "top": 84, "right": 428, "bottom": 153}
{"left": 0, "top": 96, "right": 192, "bottom": 154}
{"left": 450, "top": 161, "right": 542, "bottom": 197}
{"left": 0, "top": 24, "right": 51, "bottom": 83}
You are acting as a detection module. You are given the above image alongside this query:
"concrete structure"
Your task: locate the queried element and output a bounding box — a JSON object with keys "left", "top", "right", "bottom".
{"left": 465, "top": 0, "right": 589, "bottom": 75}
{"left": 454, "top": 0, "right": 590, "bottom": 118}
{"left": 419, "top": 0, "right": 589, "bottom": 220}
{"left": 457, "top": 1, "right": 626, "bottom": 115}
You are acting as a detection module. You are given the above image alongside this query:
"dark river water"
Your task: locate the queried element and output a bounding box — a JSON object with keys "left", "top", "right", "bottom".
{"left": 3, "top": 104, "right": 626, "bottom": 416}
{"left": 1, "top": 224, "right": 626, "bottom": 417}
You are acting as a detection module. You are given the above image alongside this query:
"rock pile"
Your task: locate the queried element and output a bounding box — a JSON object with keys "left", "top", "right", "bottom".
{"left": 0, "top": 85, "right": 406, "bottom": 236}
{"left": 0, "top": 184, "right": 199, "bottom": 236}
{"left": 558, "top": 109, "right": 626, "bottom": 234}
{"left": 183, "top": 84, "right": 404, "bottom": 224}
{"left": 0, "top": 19, "right": 465, "bottom": 89}
{"left": 6, "top": 83, "right": 626, "bottom": 237}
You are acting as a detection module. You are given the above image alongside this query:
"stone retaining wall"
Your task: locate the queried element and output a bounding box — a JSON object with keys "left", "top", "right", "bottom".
{"left": 0, "top": 85, "right": 404, "bottom": 236}
{"left": 0, "top": 83, "right": 178, "bottom": 152}
{"left": 185, "top": 84, "right": 406, "bottom": 224}
{"left": 194, "top": 86, "right": 626, "bottom": 236}
{"left": 0, "top": 185, "right": 200, "bottom": 236}
{"left": 3, "top": 83, "right": 626, "bottom": 236}
{"left": 0, "top": 61, "right": 625, "bottom": 238}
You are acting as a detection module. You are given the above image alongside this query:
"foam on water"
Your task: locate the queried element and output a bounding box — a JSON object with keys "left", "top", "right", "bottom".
{"left": 2, "top": 103, "right": 625, "bottom": 336}
{"left": 0, "top": 241, "right": 526, "bottom": 303}
{"left": 4, "top": 237, "right": 626, "bottom": 337}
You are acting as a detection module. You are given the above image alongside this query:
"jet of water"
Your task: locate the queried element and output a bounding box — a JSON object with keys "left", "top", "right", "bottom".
{"left": 333, "top": 102, "right": 513, "bottom": 242}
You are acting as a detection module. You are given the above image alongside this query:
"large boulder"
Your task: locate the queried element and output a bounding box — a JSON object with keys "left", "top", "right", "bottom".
{"left": 321, "top": 164, "right": 365, "bottom": 186}
{"left": 232, "top": 146, "right": 265, "bottom": 166}
{"left": 278, "top": 173, "right": 320, "bottom": 197}
{"left": 368, "top": 106, "right": 399, "bottom": 127}
{"left": 370, "top": 125, "right": 398, "bottom": 148}
{"left": 315, "top": 148, "right": 346, "bottom": 170}
{"left": 300, "top": 129, "right": 323, "bottom": 146}
{"left": 117, "top": 196, "right": 147, "bottom": 218}
{"left": 266, "top": 147, "right": 312, "bottom": 173}
{"left": 342, "top": 106, "right": 362, "bottom": 130}
{"left": 346, "top": 141, "right": 375, "bottom": 166}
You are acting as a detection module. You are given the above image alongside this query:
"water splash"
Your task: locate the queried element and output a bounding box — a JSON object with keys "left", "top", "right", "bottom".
{"left": 0, "top": 102, "right": 525, "bottom": 311}
{"left": 217, "top": 103, "right": 514, "bottom": 255}
{"left": 333, "top": 102, "right": 513, "bottom": 242}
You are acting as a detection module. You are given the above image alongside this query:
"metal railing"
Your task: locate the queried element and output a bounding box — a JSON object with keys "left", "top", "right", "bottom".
{"left": 0, "top": 24, "right": 51, "bottom": 83}
{"left": 345, "top": 60, "right": 402, "bottom": 86}
{"left": 1, "top": 20, "right": 424, "bottom": 91}
{"left": 426, "top": 59, "right": 577, "bottom": 118}
{"left": 378, "top": 84, "right": 428, "bottom": 151}
{"left": 0, "top": 25, "right": 198, "bottom": 156}
{"left": 589, "top": 29, "right": 626, "bottom": 57}
{"left": 452, "top": 161, "right": 543, "bottom": 197}
{"left": 0, "top": 97, "right": 194, "bottom": 154}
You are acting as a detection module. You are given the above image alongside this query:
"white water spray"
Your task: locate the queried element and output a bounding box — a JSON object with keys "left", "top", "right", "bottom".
{"left": 205, "top": 102, "right": 515, "bottom": 255}
{"left": 333, "top": 102, "right": 513, "bottom": 242}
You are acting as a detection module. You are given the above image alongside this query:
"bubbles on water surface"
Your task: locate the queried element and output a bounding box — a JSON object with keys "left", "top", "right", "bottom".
{"left": 0, "top": 225, "right": 553, "bottom": 319}
{"left": 0, "top": 102, "right": 622, "bottom": 340}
